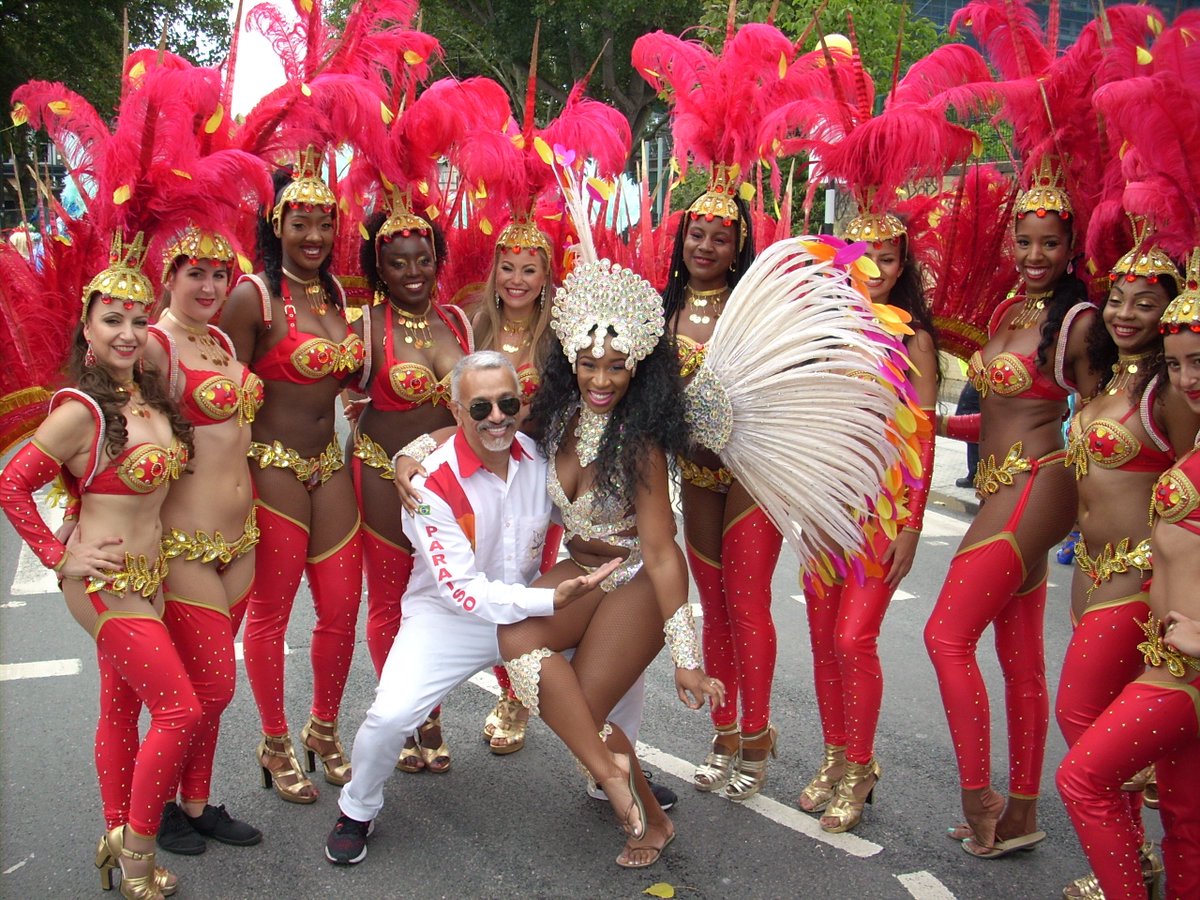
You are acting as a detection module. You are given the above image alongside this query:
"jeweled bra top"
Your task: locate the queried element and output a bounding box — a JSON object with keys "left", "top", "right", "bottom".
{"left": 1066, "top": 379, "right": 1172, "bottom": 479}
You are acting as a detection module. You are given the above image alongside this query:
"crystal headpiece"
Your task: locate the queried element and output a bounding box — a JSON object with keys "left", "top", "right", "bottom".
{"left": 1015, "top": 156, "right": 1073, "bottom": 220}
{"left": 551, "top": 259, "right": 665, "bottom": 372}
{"left": 687, "top": 163, "right": 748, "bottom": 250}
{"left": 497, "top": 208, "right": 552, "bottom": 259}
{"left": 161, "top": 225, "right": 235, "bottom": 283}
{"left": 1110, "top": 217, "right": 1182, "bottom": 286}
{"left": 271, "top": 146, "right": 337, "bottom": 232}
{"left": 1159, "top": 248, "right": 1200, "bottom": 335}
{"left": 82, "top": 233, "right": 155, "bottom": 322}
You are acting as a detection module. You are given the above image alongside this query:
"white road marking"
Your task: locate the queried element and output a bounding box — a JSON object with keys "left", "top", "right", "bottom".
{"left": 922, "top": 510, "right": 968, "bottom": 538}
{"left": 0, "top": 601, "right": 27, "bottom": 609}
{"left": 897, "top": 870, "right": 957, "bottom": 899}
{"left": 11, "top": 543, "right": 59, "bottom": 596}
{"left": 233, "top": 641, "right": 290, "bottom": 662}
{"left": 2, "top": 854, "right": 33, "bottom": 874}
{"left": 893, "top": 589, "right": 915, "bottom": 601}
{"left": 636, "top": 743, "right": 883, "bottom": 858}
{"left": 0, "top": 658, "right": 82, "bottom": 681}
{"left": 690, "top": 602, "right": 702, "bottom": 618}
{"left": 791, "top": 593, "right": 806, "bottom": 606}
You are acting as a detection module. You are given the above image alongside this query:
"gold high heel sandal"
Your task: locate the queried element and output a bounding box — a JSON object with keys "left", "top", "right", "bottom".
{"left": 96, "top": 826, "right": 177, "bottom": 897}
{"left": 489, "top": 697, "right": 529, "bottom": 755}
{"left": 1062, "top": 841, "right": 1163, "bottom": 899}
{"left": 257, "top": 733, "right": 318, "bottom": 803}
{"left": 418, "top": 712, "right": 451, "bottom": 773}
{"left": 300, "top": 715, "right": 353, "bottom": 785}
{"left": 693, "top": 724, "right": 740, "bottom": 792}
{"left": 820, "top": 758, "right": 881, "bottom": 833}
{"left": 797, "top": 743, "right": 847, "bottom": 813}
{"left": 724, "top": 724, "right": 778, "bottom": 802}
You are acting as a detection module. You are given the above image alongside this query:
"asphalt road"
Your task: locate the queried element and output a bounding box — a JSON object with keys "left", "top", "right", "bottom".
{"left": 0, "top": 492, "right": 1158, "bottom": 900}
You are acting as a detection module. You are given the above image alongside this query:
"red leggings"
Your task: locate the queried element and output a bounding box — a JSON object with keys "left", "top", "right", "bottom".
{"left": 162, "top": 598, "right": 236, "bottom": 804}
{"left": 242, "top": 503, "right": 362, "bottom": 734}
{"left": 924, "top": 527, "right": 1049, "bottom": 795}
{"left": 804, "top": 535, "right": 895, "bottom": 765}
{"left": 94, "top": 614, "right": 202, "bottom": 835}
{"left": 1058, "top": 677, "right": 1200, "bottom": 899}
{"left": 691, "top": 506, "right": 782, "bottom": 733}
{"left": 361, "top": 525, "right": 415, "bottom": 677}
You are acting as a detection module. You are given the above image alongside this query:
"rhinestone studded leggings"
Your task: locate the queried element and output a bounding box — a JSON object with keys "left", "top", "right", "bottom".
{"left": 1058, "top": 676, "right": 1200, "bottom": 899}
{"left": 690, "top": 506, "right": 782, "bottom": 735}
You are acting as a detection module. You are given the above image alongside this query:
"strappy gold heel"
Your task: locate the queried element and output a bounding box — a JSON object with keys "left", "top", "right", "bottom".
{"left": 724, "top": 723, "right": 778, "bottom": 802}
{"left": 96, "top": 827, "right": 177, "bottom": 897}
{"left": 820, "top": 758, "right": 881, "bottom": 833}
{"left": 257, "top": 733, "right": 318, "bottom": 803}
{"left": 1062, "top": 841, "right": 1163, "bottom": 899}
{"left": 396, "top": 734, "right": 424, "bottom": 772}
{"left": 797, "top": 743, "right": 847, "bottom": 813}
{"left": 301, "top": 715, "right": 352, "bottom": 785}
{"left": 693, "top": 724, "right": 740, "bottom": 792}
{"left": 418, "top": 712, "right": 451, "bottom": 773}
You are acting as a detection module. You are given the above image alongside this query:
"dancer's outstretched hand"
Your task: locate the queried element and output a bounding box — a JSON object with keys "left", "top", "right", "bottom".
{"left": 676, "top": 668, "right": 725, "bottom": 710}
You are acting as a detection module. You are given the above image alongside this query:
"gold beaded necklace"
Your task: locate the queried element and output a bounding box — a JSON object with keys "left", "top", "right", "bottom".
{"left": 686, "top": 285, "right": 728, "bottom": 326}
{"left": 116, "top": 381, "right": 151, "bottom": 418}
{"left": 501, "top": 316, "right": 533, "bottom": 354}
{"left": 1106, "top": 350, "right": 1158, "bottom": 396}
{"left": 392, "top": 301, "right": 433, "bottom": 349}
{"left": 162, "top": 309, "right": 230, "bottom": 367}
{"left": 1008, "top": 290, "right": 1054, "bottom": 330}
{"left": 281, "top": 266, "right": 328, "bottom": 316}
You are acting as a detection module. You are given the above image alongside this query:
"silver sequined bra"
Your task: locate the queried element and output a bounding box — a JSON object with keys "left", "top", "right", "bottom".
{"left": 546, "top": 454, "right": 642, "bottom": 592}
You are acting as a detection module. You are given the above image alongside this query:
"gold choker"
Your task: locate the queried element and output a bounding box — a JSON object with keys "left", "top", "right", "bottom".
{"left": 1106, "top": 351, "right": 1158, "bottom": 396}
{"left": 686, "top": 285, "right": 728, "bottom": 326}
{"left": 393, "top": 302, "right": 433, "bottom": 349}
{"left": 1008, "top": 290, "right": 1053, "bottom": 330}
{"left": 282, "top": 266, "right": 327, "bottom": 316}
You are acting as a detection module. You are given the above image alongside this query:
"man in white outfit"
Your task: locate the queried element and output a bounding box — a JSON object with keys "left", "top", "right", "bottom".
{"left": 325, "top": 351, "right": 619, "bottom": 865}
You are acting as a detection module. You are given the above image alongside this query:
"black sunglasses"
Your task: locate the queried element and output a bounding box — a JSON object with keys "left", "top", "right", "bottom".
{"left": 466, "top": 396, "right": 521, "bottom": 421}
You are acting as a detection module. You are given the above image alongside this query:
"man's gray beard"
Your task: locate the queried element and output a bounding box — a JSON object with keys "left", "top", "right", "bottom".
{"left": 477, "top": 420, "right": 516, "bottom": 452}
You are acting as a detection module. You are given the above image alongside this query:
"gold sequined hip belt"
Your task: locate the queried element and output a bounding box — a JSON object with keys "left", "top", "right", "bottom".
{"left": 161, "top": 507, "right": 259, "bottom": 570}
{"left": 87, "top": 553, "right": 169, "bottom": 599}
{"left": 677, "top": 455, "right": 733, "bottom": 494}
{"left": 352, "top": 431, "right": 394, "bottom": 481}
{"left": 1075, "top": 536, "right": 1152, "bottom": 597}
{"left": 248, "top": 438, "right": 343, "bottom": 491}
{"left": 973, "top": 441, "right": 1066, "bottom": 497}
{"left": 1136, "top": 613, "right": 1200, "bottom": 677}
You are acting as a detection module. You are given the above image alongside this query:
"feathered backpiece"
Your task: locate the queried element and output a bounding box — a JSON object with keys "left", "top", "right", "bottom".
{"left": 684, "top": 235, "right": 919, "bottom": 582}
{"left": 1092, "top": 12, "right": 1200, "bottom": 330}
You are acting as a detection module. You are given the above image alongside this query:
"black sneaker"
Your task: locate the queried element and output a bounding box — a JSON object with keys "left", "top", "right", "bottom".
{"left": 325, "top": 815, "right": 374, "bottom": 865}
{"left": 187, "top": 804, "right": 262, "bottom": 847}
{"left": 955, "top": 476, "right": 975, "bottom": 489}
{"left": 645, "top": 769, "right": 677, "bottom": 812}
{"left": 587, "top": 768, "right": 677, "bottom": 812}
{"left": 157, "top": 801, "right": 206, "bottom": 856}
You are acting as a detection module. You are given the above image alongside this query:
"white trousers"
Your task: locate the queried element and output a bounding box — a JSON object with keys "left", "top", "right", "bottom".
{"left": 338, "top": 611, "right": 645, "bottom": 823}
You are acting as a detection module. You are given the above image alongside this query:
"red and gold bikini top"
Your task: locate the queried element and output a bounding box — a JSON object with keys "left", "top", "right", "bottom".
{"left": 1151, "top": 445, "right": 1200, "bottom": 535}
{"left": 967, "top": 295, "right": 1094, "bottom": 401}
{"left": 676, "top": 334, "right": 707, "bottom": 378}
{"left": 357, "top": 302, "right": 472, "bottom": 412}
{"left": 1066, "top": 377, "right": 1173, "bottom": 479}
{"left": 240, "top": 274, "right": 364, "bottom": 384}
{"left": 49, "top": 390, "right": 187, "bottom": 496}
{"left": 517, "top": 363, "right": 540, "bottom": 405}
{"left": 149, "top": 326, "right": 264, "bottom": 427}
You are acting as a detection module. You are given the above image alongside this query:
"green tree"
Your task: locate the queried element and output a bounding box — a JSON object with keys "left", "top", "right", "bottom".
{"left": 1, "top": 0, "right": 229, "bottom": 227}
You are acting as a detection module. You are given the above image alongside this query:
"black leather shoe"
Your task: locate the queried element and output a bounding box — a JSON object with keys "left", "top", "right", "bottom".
{"left": 187, "top": 804, "right": 262, "bottom": 847}
{"left": 955, "top": 476, "right": 975, "bottom": 489}
{"left": 157, "top": 801, "right": 206, "bottom": 856}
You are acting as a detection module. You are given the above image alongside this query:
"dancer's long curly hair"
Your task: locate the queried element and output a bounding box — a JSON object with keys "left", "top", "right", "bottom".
{"left": 257, "top": 169, "right": 341, "bottom": 307}
{"left": 532, "top": 332, "right": 688, "bottom": 506}
{"left": 69, "top": 311, "right": 194, "bottom": 460}
{"left": 889, "top": 235, "right": 943, "bottom": 384}
{"left": 660, "top": 195, "right": 756, "bottom": 329}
